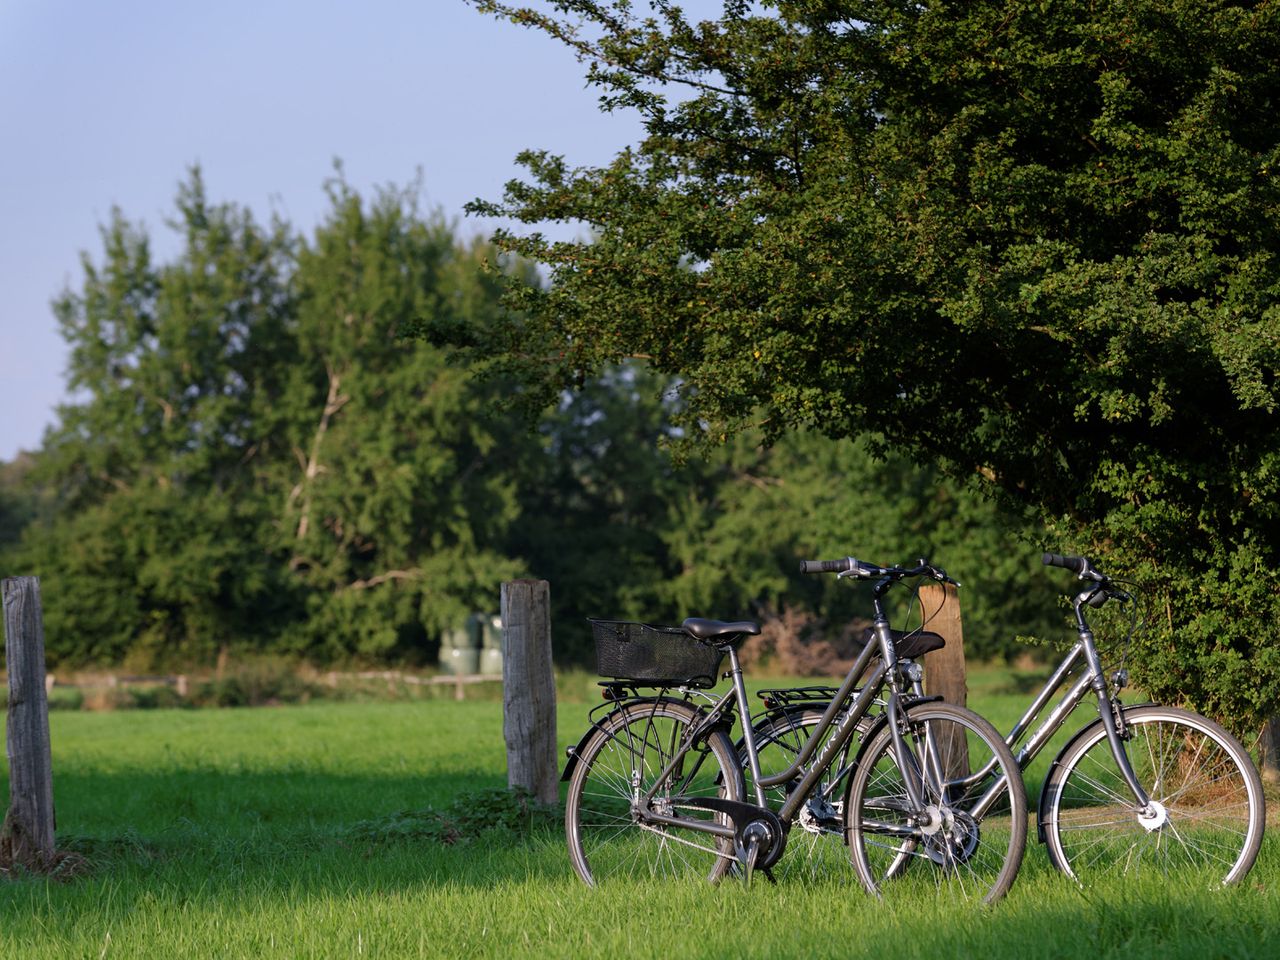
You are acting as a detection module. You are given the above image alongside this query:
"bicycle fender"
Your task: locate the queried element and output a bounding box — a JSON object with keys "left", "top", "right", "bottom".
{"left": 737, "top": 704, "right": 828, "bottom": 756}
{"left": 1034, "top": 702, "right": 1157, "bottom": 842}
{"left": 562, "top": 718, "right": 609, "bottom": 782}
{"left": 561, "top": 697, "right": 722, "bottom": 782}
{"left": 562, "top": 699, "right": 660, "bottom": 781}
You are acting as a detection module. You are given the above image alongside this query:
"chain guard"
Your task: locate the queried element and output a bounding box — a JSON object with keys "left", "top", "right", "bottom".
{"left": 676, "top": 796, "right": 788, "bottom": 870}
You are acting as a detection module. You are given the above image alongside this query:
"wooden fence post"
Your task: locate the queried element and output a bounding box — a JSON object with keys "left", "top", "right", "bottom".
{"left": 1261, "top": 717, "right": 1280, "bottom": 784}
{"left": 2, "top": 577, "right": 56, "bottom": 870}
{"left": 920, "top": 581, "right": 969, "bottom": 777}
{"left": 500, "top": 580, "right": 557, "bottom": 805}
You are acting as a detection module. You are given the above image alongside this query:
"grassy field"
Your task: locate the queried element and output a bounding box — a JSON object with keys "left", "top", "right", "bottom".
{"left": 1, "top": 668, "right": 1277, "bottom": 959}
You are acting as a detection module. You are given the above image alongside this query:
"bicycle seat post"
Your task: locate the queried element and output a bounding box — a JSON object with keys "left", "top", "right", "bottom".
{"left": 726, "top": 643, "right": 769, "bottom": 807}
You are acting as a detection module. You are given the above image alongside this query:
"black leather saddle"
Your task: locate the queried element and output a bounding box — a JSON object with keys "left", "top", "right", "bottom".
{"left": 681, "top": 617, "right": 761, "bottom": 644}
{"left": 858, "top": 627, "right": 945, "bottom": 660}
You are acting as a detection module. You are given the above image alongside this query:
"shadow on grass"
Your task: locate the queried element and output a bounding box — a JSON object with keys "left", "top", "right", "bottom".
{"left": 0, "top": 768, "right": 571, "bottom": 891}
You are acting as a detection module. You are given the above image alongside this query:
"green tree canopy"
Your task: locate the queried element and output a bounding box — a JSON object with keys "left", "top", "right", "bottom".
{"left": 452, "top": 0, "right": 1280, "bottom": 732}
{"left": 6, "top": 171, "right": 533, "bottom": 667}
{"left": 3, "top": 166, "right": 1051, "bottom": 672}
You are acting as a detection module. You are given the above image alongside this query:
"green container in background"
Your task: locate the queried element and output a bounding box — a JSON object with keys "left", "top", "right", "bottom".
{"left": 440, "top": 646, "right": 481, "bottom": 676}
{"left": 443, "top": 625, "right": 472, "bottom": 650}
{"left": 481, "top": 614, "right": 503, "bottom": 650}
{"left": 479, "top": 647, "right": 503, "bottom": 676}
{"left": 463, "top": 614, "right": 486, "bottom": 649}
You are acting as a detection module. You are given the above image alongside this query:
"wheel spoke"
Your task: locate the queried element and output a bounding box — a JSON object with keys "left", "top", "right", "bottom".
{"left": 1045, "top": 707, "right": 1263, "bottom": 887}
{"left": 847, "top": 703, "right": 1026, "bottom": 904}
{"left": 567, "top": 701, "right": 740, "bottom": 885}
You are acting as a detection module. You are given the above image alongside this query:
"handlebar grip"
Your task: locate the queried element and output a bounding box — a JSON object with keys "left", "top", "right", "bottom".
{"left": 799, "top": 558, "right": 854, "bottom": 575}
{"left": 1042, "top": 552, "right": 1089, "bottom": 574}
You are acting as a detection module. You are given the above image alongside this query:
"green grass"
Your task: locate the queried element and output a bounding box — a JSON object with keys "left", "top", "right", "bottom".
{"left": 1, "top": 673, "right": 1277, "bottom": 958}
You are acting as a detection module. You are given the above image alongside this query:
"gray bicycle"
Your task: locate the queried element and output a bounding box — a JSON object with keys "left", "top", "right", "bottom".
{"left": 755, "top": 552, "right": 1267, "bottom": 887}
{"left": 562, "top": 558, "right": 1027, "bottom": 903}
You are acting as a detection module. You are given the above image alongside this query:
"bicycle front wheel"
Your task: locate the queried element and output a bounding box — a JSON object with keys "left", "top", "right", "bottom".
{"left": 1042, "top": 704, "right": 1265, "bottom": 887}
{"left": 566, "top": 699, "right": 743, "bottom": 885}
{"left": 846, "top": 701, "right": 1027, "bottom": 904}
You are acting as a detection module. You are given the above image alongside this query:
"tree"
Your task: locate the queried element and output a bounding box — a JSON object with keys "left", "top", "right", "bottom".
{"left": 7, "top": 171, "right": 534, "bottom": 668}
{"left": 0, "top": 455, "right": 39, "bottom": 554}
{"left": 508, "top": 360, "right": 1058, "bottom": 664}
{"left": 654, "top": 428, "right": 1059, "bottom": 660}
{"left": 451, "top": 1, "right": 1280, "bottom": 733}
{"left": 269, "top": 177, "right": 528, "bottom": 659}
{"left": 16, "top": 173, "right": 298, "bottom": 665}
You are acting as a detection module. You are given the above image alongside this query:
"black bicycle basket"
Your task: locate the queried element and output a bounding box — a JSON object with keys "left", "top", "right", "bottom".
{"left": 589, "top": 619, "right": 725, "bottom": 689}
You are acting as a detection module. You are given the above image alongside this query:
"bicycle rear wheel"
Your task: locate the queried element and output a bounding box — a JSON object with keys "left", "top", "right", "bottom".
{"left": 1042, "top": 704, "right": 1265, "bottom": 886}
{"left": 566, "top": 699, "right": 742, "bottom": 885}
{"left": 845, "top": 701, "right": 1027, "bottom": 904}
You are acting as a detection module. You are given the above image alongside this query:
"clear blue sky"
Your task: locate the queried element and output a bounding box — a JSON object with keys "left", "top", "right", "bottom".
{"left": 0, "top": 0, "right": 645, "bottom": 461}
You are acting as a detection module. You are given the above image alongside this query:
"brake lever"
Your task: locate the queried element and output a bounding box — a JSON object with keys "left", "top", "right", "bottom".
{"left": 922, "top": 565, "right": 961, "bottom": 588}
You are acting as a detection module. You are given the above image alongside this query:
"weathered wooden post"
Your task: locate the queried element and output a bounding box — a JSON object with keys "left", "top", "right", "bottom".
{"left": 500, "top": 579, "right": 557, "bottom": 805}
{"left": 2, "top": 577, "right": 56, "bottom": 870}
{"left": 1261, "top": 717, "right": 1280, "bottom": 784}
{"left": 920, "top": 581, "right": 969, "bottom": 777}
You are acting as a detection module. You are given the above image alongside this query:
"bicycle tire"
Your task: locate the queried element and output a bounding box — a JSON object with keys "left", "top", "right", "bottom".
{"left": 1041, "top": 704, "right": 1265, "bottom": 887}
{"left": 845, "top": 701, "right": 1027, "bottom": 904}
{"left": 566, "top": 699, "right": 743, "bottom": 885}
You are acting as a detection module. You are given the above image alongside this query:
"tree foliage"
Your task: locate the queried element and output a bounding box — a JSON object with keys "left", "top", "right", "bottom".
{"left": 451, "top": 0, "right": 1280, "bottom": 732}
{"left": 4, "top": 172, "right": 529, "bottom": 666}
{"left": 0, "top": 168, "right": 1086, "bottom": 676}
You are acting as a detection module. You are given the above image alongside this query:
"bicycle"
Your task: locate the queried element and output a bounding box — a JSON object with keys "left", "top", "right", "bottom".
{"left": 562, "top": 558, "right": 1028, "bottom": 902}
{"left": 743, "top": 569, "right": 957, "bottom": 882}
{"left": 757, "top": 552, "right": 1268, "bottom": 887}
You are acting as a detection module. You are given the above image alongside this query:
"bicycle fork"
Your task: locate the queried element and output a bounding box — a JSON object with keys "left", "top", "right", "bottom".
{"left": 1080, "top": 633, "right": 1160, "bottom": 825}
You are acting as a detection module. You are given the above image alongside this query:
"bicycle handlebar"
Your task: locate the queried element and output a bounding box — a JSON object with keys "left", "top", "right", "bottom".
{"left": 799, "top": 556, "right": 959, "bottom": 587}
{"left": 1042, "top": 552, "right": 1118, "bottom": 587}
{"left": 1042, "top": 552, "right": 1089, "bottom": 575}
{"left": 1042, "top": 551, "right": 1134, "bottom": 607}
{"left": 798, "top": 557, "right": 856, "bottom": 575}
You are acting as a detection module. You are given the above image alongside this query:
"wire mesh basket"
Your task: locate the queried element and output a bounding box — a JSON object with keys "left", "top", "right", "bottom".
{"left": 589, "top": 619, "right": 725, "bottom": 689}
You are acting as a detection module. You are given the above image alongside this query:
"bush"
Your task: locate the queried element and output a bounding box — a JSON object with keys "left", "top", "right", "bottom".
{"left": 47, "top": 686, "right": 85, "bottom": 711}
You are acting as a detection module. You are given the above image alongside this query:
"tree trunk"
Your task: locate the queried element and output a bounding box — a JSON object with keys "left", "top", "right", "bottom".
{"left": 2, "top": 577, "right": 56, "bottom": 870}
{"left": 501, "top": 580, "right": 558, "bottom": 805}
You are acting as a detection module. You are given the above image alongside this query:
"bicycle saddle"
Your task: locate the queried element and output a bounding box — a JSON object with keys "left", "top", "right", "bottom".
{"left": 682, "top": 617, "right": 761, "bottom": 642}
{"left": 857, "top": 627, "right": 945, "bottom": 661}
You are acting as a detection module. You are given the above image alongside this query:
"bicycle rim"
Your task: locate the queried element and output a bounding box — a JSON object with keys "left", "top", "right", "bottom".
{"left": 1043, "top": 704, "right": 1265, "bottom": 886}
{"left": 566, "top": 700, "right": 741, "bottom": 885}
{"left": 846, "top": 701, "right": 1027, "bottom": 904}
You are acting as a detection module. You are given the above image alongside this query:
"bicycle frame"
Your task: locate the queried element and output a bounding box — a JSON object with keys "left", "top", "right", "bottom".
{"left": 637, "top": 577, "right": 943, "bottom": 842}
{"left": 636, "top": 640, "right": 890, "bottom": 838}
{"left": 956, "top": 584, "right": 1153, "bottom": 813}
